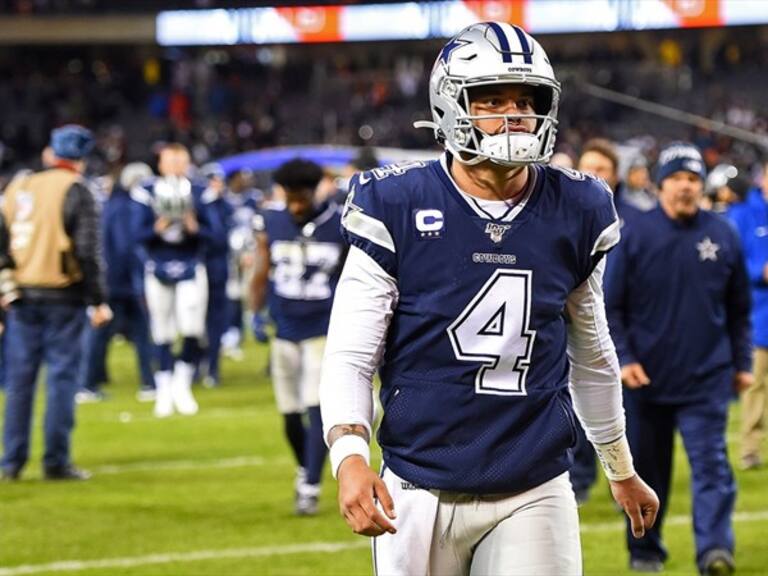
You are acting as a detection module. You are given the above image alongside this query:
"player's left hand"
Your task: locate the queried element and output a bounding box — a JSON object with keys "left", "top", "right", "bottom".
{"left": 609, "top": 474, "right": 659, "bottom": 539}
{"left": 733, "top": 371, "right": 754, "bottom": 393}
{"left": 337, "top": 455, "right": 397, "bottom": 537}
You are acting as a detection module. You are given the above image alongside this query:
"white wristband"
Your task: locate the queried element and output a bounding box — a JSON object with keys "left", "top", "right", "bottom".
{"left": 330, "top": 434, "right": 370, "bottom": 479}
{"left": 594, "top": 435, "right": 635, "bottom": 482}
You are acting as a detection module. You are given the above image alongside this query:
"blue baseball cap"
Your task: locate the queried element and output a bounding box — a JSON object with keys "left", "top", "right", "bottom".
{"left": 655, "top": 141, "right": 706, "bottom": 185}
{"left": 50, "top": 124, "right": 95, "bottom": 160}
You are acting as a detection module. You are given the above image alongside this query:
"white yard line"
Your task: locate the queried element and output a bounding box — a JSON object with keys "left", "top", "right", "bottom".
{"left": 0, "top": 541, "right": 370, "bottom": 576}
{"left": 2, "top": 510, "right": 767, "bottom": 575}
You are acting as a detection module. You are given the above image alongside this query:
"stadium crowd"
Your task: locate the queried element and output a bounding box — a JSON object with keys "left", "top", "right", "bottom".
{"left": 0, "top": 25, "right": 766, "bottom": 183}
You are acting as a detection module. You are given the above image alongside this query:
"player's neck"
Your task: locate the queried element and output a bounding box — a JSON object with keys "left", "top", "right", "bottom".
{"left": 451, "top": 160, "right": 530, "bottom": 202}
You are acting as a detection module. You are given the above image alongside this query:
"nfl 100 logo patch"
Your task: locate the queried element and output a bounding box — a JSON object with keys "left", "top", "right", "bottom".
{"left": 414, "top": 208, "right": 444, "bottom": 240}
{"left": 484, "top": 222, "right": 511, "bottom": 244}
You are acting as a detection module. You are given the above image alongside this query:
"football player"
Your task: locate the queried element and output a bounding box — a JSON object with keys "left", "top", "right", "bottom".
{"left": 320, "top": 22, "right": 659, "bottom": 575}
{"left": 198, "top": 163, "right": 232, "bottom": 388}
{"left": 131, "top": 143, "right": 222, "bottom": 417}
{"left": 222, "top": 169, "right": 263, "bottom": 358}
{"left": 250, "top": 158, "right": 346, "bottom": 516}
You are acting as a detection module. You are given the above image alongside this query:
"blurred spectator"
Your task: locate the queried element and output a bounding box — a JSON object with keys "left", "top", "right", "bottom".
{"left": 623, "top": 157, "right": 656, "bottom": 211}
{"left": 705, "top": 164, "right": 749, "bottom": 214}
{"left": 727, "top": 161, "right": 768, "bottom": 471}
{"left": 221, "top": 169, "right": 261, "bottom": 359}
{"left": 199, "top": 162, "right": 231, "bottom": 388}
{"left": 77, "top": 161, "right": 156, "bottom": 403}
{"left": 550, "top": 151, "right": 575, "bottom": 169}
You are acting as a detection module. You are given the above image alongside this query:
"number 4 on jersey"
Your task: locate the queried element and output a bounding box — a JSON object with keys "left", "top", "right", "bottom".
{"left": 447, "top": 269, "right": 536, "bottom": 396}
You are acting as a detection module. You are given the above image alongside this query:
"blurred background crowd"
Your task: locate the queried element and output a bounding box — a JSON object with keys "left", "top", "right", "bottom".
{"left": 0, "top": 15, "right": 766, "bottom": 197}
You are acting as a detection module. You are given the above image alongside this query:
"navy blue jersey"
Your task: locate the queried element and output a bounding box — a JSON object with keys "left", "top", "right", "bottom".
{"left": 226, "top": 190, "right": 261, "bottom": 263}
{"left": 103, "top": 186, "right": 142, "bottom": 298}
{"left": 202, "top": 193, "right": 232, "bottom": 287}
{"left": 605, "top": 206, "right": 752, "bottom": 403}
{"left": 258, "top": 202, "right": 345, "bottom": 342}
{"left": 342, "top": 156, "right": 619, "bottom": 493}
{"left": 130, "top": 179, "right": 223, "bottom": 284}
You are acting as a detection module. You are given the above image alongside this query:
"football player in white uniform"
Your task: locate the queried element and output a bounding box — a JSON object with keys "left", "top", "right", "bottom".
{"left": 131, "top": 144, "right": 222, "bottom": 417}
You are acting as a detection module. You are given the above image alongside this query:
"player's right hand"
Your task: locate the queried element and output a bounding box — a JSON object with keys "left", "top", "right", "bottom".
{"left": 609, "top": 474, "right": 659, "bottom": 539}
{"left": 337, "top": 456, "right": 397, "bottom": 537}
{"left": 621, "top": 363, "right": 650, "bottom": 389}
{"left": 88, "top": 303, "right": 113, "bottom": 328}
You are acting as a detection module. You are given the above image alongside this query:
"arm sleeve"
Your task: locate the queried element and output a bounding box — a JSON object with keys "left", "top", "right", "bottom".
{"left": 320, "top": 245, "right": 398, "bottom": 444}
{"left": 63, "top": 182, "right": 106, "bottom": 305}
{"left": 566, "top": 258, "right": 626, "bottom": 445}
{"left": 726, "top": 231, "right": 753, "bottom": 373}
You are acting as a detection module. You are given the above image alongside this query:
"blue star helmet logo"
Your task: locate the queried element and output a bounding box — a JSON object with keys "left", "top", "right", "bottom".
{"left": 439, "top": 38, "right": 469, "bottom": 64}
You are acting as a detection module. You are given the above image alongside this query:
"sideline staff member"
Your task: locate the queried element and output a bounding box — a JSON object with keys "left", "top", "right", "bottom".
{"left": 606, "top": 142, "right": 751, "bottom": 575}
{"left": 0, "top": 124, "right": 111, "bottom": 481}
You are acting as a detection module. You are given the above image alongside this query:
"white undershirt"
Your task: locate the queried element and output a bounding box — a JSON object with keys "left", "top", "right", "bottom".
{"left": 320, "top": 246, "right": 625, "bottom": 447}
{"left": 439, "top": 154, "right": 537, "bottom": 221}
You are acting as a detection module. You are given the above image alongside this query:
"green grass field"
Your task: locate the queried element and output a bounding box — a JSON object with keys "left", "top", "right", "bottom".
{"left": 1, "top": 338, "right": 766, "bottom": 575}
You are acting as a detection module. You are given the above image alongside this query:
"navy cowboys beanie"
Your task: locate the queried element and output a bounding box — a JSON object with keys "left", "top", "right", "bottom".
{"left": 50, "top": 124, "right": 95, "bottom": 160}
{"left": 655, "top": 141, "right": 706, "bottom": 185}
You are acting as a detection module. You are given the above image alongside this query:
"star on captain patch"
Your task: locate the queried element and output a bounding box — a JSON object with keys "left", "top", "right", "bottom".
{"left": 696, "top": 237, "right": 719, "bottom": 262}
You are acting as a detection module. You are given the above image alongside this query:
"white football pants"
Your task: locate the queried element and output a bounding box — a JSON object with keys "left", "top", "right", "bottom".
{"left": 144, "top": 265, "right": 208, "bottom": 345}
{"left": 270, "top": 336, "right": 325, "bottom": 414}
{"left": 373, "top": 469, "right": 582, "bottom": 576}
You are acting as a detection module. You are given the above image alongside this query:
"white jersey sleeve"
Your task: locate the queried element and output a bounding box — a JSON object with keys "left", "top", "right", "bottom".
{"left": 565, "top": 258, "right": 625, "bottom": 444}
{"left": 320, "top": 245, "right": 399, "bottom": 444}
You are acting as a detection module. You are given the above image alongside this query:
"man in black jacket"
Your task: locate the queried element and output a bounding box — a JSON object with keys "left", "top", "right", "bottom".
{"left": 0, "top": 124, "right": 111, "bottom": 481}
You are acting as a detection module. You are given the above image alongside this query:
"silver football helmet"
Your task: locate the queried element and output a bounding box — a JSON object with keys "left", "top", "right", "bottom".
{"left": 152, "top": 175, "right": 193, "bottom": 220}
{"left": 415, "top": 22, "right": 561, "bottom": 167}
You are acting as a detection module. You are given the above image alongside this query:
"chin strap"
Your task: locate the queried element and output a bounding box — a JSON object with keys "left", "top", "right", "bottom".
{"left": 413, "top": 120, "right": 439, "bottom": 130}
{"left": 413, "top": 120, "right": 446, "bottom": 144}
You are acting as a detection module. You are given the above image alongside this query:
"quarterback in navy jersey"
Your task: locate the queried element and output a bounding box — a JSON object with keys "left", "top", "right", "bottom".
{"left": 320, "top": 22, "right": 658, "bottom": 576}
{"left": 131, "top": 143, "right": 224, "bottom": 418}
{"left": 251, "top": 158, "right": 346, "bottom": 516}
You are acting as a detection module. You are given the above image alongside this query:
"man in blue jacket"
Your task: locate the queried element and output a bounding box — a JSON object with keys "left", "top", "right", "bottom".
{"left": 606, "top": 142, "right": 752, "bottom": 575}
{"left": 727, "top": 166, "right": 768, "bottom": 471}
{"left": 78, "top": 163, "right": 156, "bottom": 401}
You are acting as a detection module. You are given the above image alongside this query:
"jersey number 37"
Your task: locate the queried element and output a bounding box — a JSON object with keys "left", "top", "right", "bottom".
{"left": 447, "top": 269, "right": 536, "bottom": 396}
